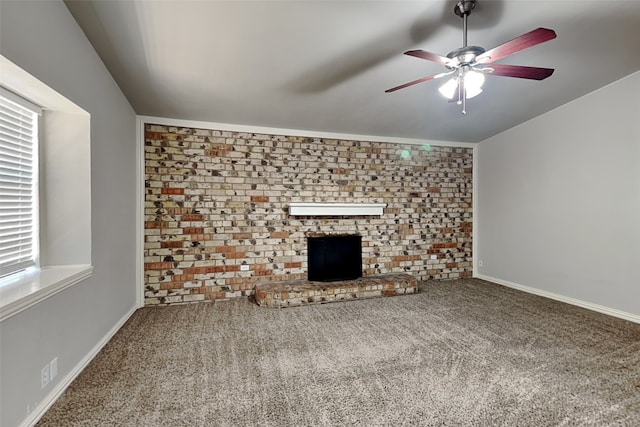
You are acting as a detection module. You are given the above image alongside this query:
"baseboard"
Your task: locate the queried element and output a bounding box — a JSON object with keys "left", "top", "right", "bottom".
{"left": 476, "top": 274, "right": 640, "bottom": 324}
{"left": 20, "top": 305, "right": 138, "bottom": 427}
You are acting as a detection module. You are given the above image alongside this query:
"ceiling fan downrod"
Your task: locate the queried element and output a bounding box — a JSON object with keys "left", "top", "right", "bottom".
{"left": 455, "top": 0, "right": 476, "bottom": 48}
{"left": 454, "top": 0, "right": 477, "bottom": 114}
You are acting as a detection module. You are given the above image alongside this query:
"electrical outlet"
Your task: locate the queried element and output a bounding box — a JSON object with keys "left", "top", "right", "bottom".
{"left": 41, "top": 364, "right": 50, "bottom": 389}
{"left": 478, "top": 260, "right": 483, "bottom": 268}
{"left": 50, "top": 357, "right": 58, "bottom": 380}
{"left": 240, "top": 265, "right": 249, "bottom": 271}
{"left": 430, "top": 255, "right": 437, "bottom": 260}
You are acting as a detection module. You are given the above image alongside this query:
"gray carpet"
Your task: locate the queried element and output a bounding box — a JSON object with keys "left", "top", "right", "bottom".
{"left": 38, "top": 279, "right": 640, "bottom": 426}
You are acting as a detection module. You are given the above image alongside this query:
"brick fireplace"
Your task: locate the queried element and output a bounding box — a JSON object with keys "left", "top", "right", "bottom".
{"left": 143, "top": 124, "right": 473, "bottom": 306}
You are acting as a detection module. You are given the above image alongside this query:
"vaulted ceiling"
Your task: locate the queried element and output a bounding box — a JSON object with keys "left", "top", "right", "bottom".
{"left": 65, "top": 0, "right": 640, "bottom": 143}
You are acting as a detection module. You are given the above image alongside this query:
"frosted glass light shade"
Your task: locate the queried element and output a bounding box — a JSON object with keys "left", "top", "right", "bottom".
{"left": 438, "top": 78, "right": 458, "bottom": 99}
{"left": 465, "top": 70, "right": 485, "bottom": 98}
{"left": 438, "top": 70, "right": 485, "bottom": 100}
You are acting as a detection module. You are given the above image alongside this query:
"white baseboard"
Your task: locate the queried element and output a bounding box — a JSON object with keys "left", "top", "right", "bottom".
{"left": 476, "top": 274, "right": 640, "bottom": 324}
{"left": 21, "top": 306, "right": 138, "bottom": 427}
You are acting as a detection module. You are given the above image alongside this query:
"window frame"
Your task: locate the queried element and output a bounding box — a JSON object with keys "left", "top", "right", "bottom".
{"left": 0, "top": 87, "right": 42, "bottom": 278}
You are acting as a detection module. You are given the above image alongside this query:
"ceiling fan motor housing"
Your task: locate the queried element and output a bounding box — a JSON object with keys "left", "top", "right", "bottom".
{"left": 446, "top": 45, "right": 486, "bottom": 69}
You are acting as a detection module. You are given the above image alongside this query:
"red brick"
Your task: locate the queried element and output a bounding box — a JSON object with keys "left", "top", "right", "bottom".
{"left": 183, "top": 227, "right": 204, "bottom": 234}
{"left": 145, "top": 262, "right": 173, "bottom": 270}
{"left": 161, "top": 241, "right": 183, "bottom": 248}
{"left": 225, "top": 252, "right": 245, "bottom": 259}
{"left": 160, "top": 282, "right": 183, "bottom": 290}
{"left": 145, "top": 221, "right": 167, "bottom": 229}
{"left": 173, "top": 274, "right": 194, "bottom": 281}
{"left": 145, "top": 131, "right": 164, "bottom": 140}
{"left": 254, "top": 270, "right": 273, "bottom": 276}
{"left": 182, "top": 214, "right": 204, "bottom": 221}
{"left": 161, "top": 188, "right": 184, "bottom": 195}
{"left": 284, "top": 262, "right": 302, "bottom": 268}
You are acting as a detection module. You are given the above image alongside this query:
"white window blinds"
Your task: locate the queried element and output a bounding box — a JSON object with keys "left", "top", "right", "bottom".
{"left": 0, "top": 90, "right": 41, "bottom": 277}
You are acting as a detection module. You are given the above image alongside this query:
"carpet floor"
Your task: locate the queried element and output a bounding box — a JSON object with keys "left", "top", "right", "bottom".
{"left": 37, "top": 279, "right": 640, "bottom": 426}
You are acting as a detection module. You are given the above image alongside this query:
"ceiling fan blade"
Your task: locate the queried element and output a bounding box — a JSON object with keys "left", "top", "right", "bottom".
{"left": 385, "top": 71, "right": 453, "bottom": 93}
{"left": 385, "top": 75, "right": 440, "bottom": 93}
{"left": 476, "top": 28, "right": 556, "bottom": 64}
{"left": 483, "top": 64, "right": 555, "bottom": 80}
{"left": 404, "top": 49, "right": 450, "bottom": 65}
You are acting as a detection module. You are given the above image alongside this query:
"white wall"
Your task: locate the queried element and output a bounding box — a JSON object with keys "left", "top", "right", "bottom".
{"left": 0, "top": 1, "right": 137, "bottom": 426}
{"left": 477, "top": 71, "right": 640, "bottom": 319}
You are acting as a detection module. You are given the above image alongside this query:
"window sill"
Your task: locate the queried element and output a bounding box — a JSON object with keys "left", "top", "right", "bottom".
{"left": 0, "top": 265, "right": 93, "bottom": 322}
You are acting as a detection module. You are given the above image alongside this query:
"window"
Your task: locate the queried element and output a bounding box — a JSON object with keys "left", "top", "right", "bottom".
{"left": 0, "top": 89, "right": 41, "bottom": 278}
{"left": 0, "top": 55, "right": 92, "bottom": 321}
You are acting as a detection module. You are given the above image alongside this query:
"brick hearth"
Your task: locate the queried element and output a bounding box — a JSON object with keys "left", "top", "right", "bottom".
{"left": 254, "top": 273, "right": 417, "bottom": 308}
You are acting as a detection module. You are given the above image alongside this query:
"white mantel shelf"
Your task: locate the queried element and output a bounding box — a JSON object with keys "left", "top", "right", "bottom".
{"left": 289, "top": 203, "right": 387, "bottom": 216}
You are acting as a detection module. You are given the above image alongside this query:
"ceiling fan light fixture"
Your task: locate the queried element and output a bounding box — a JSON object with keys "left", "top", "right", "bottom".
{"left": 385, "top": 0, "right": 556, "bottom": 115}
{"left": 464, "top": 69, "right": 485, "bottom": 98}
{"left": 438, "top": 77, "right": 459, "bottom": 99}
{"left": 438, "top": 70, "right": 485, "bottom": 100}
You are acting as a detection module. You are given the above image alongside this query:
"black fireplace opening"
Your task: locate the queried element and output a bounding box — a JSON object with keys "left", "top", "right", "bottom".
{"left": 307, "top": 234, "right": 362, "bottom": 282}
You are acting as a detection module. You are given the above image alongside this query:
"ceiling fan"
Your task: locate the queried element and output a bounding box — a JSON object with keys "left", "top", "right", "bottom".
{"left": 385, "top": 0, "right": 557, "bottom": 114}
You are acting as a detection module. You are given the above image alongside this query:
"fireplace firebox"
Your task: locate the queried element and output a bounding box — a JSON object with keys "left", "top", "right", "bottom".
{"left": 307, "top": 234, "right": 362, "bottom": 282}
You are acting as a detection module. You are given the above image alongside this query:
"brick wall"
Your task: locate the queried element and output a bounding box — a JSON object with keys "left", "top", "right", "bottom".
{"left": 144, "top": 123, "right": 473, "bottom": 305}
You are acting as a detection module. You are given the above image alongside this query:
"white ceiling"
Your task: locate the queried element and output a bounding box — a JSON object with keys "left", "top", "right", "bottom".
{"left": 65, "top": 0, "right": 640, "bottom": 143}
